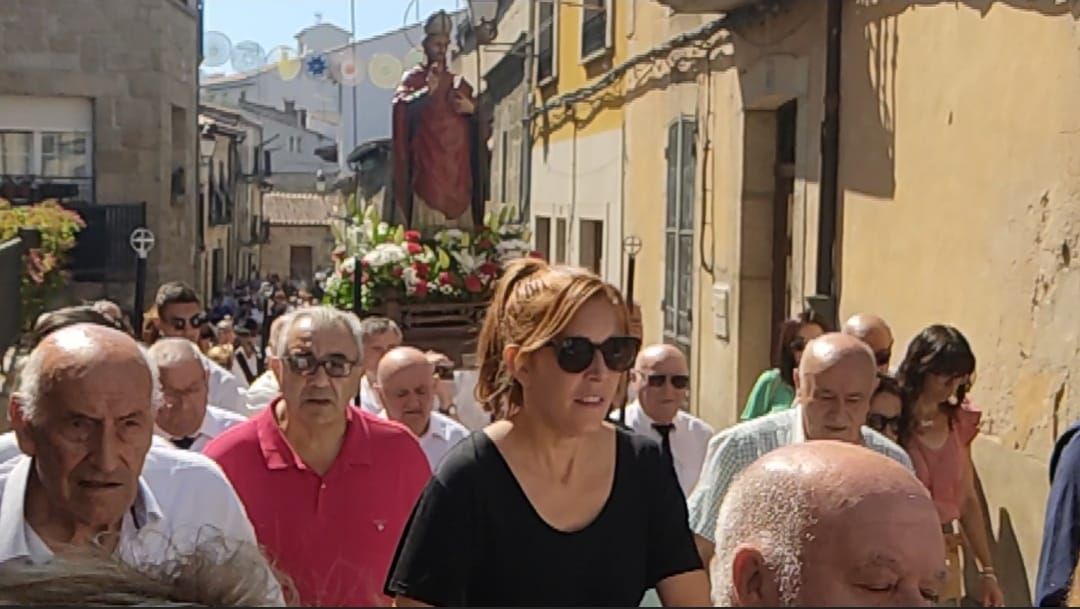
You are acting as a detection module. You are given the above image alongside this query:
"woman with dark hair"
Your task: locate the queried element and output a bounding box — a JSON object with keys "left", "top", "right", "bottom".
{"left": 866, "top": 373, "right": 907, "bottom": 444}
{"left": 739, "top": 310, "right": 828, "bottom": 421}
{"left": 897, "top": 324, "right": 1004, "bottom": 607}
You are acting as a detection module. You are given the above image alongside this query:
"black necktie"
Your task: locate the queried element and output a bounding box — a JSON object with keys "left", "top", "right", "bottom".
{"left": 171, "top": 436, "right": 197, "bottom": 450}
{"left": 652, "top": 423, "right": 675, "bottom": 468}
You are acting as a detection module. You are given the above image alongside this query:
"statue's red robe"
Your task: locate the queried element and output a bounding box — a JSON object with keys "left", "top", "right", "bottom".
{"left": 391, "top": 63, "right": 475, "bottom": 226}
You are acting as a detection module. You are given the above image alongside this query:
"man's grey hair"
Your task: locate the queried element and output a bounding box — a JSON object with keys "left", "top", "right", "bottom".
{"left": 148, "top": 338, "right": 203, "bottom": 369}
{"left": 711, "top": 466, "right": 815, "bottom": 607}
{"left": 274, "top": 306, "right": 365, "bottom": 357}
{"left": 358, "top": 316, "right": 401, "bottom": 342}
{"left": 15, "top": 339, "right": 163, "bottom": 424}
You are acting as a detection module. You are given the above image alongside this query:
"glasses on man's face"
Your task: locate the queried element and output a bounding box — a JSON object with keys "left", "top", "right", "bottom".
{"left": 867, "top": 412, "right": 902, "bottom": 435}
{"left": 285, "top": 352, "right": 357, "bottom": 378}
{"left": 642, "top": 373, "right": 690, "bottom": 390}
{"left": 167, "top": 313, "right": 207, "bottom": 331}
{"left": 544, "top": 336, "right": 641, "bottom": 374}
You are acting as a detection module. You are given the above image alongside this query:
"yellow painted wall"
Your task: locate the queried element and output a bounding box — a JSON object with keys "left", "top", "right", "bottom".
{"left": 835, "top": 3, "right": 1080, "bottom": 599}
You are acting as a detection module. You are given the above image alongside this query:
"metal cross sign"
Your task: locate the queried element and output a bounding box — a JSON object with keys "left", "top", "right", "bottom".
{"left": 129, "top": 228, "right": 156, "bottom": 259}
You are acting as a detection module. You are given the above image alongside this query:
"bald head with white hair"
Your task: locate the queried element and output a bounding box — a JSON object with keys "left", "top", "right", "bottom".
{"left": 843, "top": 313, "right": 894, "bottom": 373}
{"left": 376, "top": 347, "right": 437, "bottom": 437}
{"left": 713, "top": 441, "right": 946, "bottom": 607}
{"left": 632, "top": 344, "right": 689, "bottom": 424}
{"left": 795, "top": 333, "right": 878, "bottom": 444}
{"left": 9, "top": 324, "right": 159, "bottom": 550}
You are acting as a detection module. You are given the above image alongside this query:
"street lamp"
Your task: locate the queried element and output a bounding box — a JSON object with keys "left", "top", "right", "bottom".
{"left": 467, "top": 0, "right": 499, "bottom": 43}
{"left": 199, "top": 132, "right": 217, "bottom": 163}
{"left": 314, "top": 169, "right": 327, "bottom": 194}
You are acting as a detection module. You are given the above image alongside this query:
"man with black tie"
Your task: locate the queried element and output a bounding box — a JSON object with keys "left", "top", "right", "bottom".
{"left": 616, "top": 344, "right": 713, "bottom": 496}
{"left": 148, "top": 339, "right": 246, "bottom": 451}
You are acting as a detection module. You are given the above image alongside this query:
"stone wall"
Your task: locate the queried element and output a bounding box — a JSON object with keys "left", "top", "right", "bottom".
{"left": 0, "top": 0, "right": 200, "bottom": 304}
{"left": 260, "top": 225, "right": 334, "bottom": 283}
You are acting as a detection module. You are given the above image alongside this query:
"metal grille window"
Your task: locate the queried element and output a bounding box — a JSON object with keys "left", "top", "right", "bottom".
{"left": 0, "top": 129, "right": 92, "bottom": 202}
{"left": 536, "top": 1, "right": 557, "bottom": 84}
{"left": 581, "top": 0, "right": 610, "bottom": 60}
{"left": 663, "top": 118, "right": 696, "bottom": 348}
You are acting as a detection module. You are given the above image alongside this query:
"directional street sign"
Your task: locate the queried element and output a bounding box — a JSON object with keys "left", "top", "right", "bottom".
{"left": 129, "top": 228, "right": 156, "bottom": 260}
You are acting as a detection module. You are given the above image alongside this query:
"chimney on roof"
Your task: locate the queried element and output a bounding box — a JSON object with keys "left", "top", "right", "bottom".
{"left": 283, "top": 100, "right": 296, "bottom": 116}
{"left": 299, "top": 109, "right": 308, "bottom": 128}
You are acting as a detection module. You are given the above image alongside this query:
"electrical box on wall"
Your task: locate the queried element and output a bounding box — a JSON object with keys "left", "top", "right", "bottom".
{"left": 712, "top": 283, "right": 730, "bottom": 341}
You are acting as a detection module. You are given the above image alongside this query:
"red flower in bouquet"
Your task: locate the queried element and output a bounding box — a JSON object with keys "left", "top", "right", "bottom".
{"left": 412, "top": 261, "right": 430, "bottom": 278}
{"left": 528, "top": 250, "right": 545, "bottom": 260}
{"left": 464, "top": 274, "right": 484, "bottom": 294}
{"left": 476, "top": 237, "right": 494, "bottom": 251}
{"left": 391, "top": 266, "right": 404, "bottom": 278}
{"left": 405, "top": 241, "right": 423, "bottom": 255}
{"left": 404, "top": 230, "right": 422, "bottom": 243}
{"left": 438, "top": 271, "right": 457, "bottom": 286}
{"left": 414, "top": 282, "right": 429, "bottom": 298}
{"left": 478, "top": 261, "right": 499, "bottom": 277}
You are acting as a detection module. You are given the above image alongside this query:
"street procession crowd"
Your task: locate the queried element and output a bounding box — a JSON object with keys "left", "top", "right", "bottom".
{"left": 1, "top": 258, "right": 1080, "bottom": 607}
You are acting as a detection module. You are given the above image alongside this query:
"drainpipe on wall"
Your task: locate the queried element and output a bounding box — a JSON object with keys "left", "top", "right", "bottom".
{"left": 518, "top": 0, "right": 536, "bottom": 222}
{"left": 813, "top": 0, "right": 842, "bottom": 327}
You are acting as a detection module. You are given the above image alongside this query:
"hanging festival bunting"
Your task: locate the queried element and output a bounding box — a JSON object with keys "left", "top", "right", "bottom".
{"left": 202, "top": 31, "right": 232, "bottom": 68}
{"left": 369, "top": 53, "right": 403, "bottom": 90}
{"left": 267, "top": 45, "right": 302, "bottom": 81}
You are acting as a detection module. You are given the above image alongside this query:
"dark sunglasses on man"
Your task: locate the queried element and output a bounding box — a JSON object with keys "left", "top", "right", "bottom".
{"left": 544, "top": 336, "right": 641, "bottom": 374}
{"left": 640, "top": 373, "right": 690, "bottom": 390}
{"left": 285, "top": 352, "right": 357, "bottom": 378}
{"left": 166, "top": 313, "right": 207, "bottom": 331}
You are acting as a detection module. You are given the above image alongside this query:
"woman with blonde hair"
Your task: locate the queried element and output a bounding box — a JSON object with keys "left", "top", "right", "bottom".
{"left": 385, "top": 259, "right": 709, "bottom": 606}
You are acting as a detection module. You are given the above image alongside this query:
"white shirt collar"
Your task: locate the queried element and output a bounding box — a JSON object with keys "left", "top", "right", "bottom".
{"left": 0, "top": 455, "right": 163, "bottom": 563}
{"left": 624, "top": 400, "right": 684, "bottom": 431}
{"left": 423, "top": 411, "right": 453, "bottom": 441}
{"left": 790, "top": 403, "right": 806, "bottom": 443}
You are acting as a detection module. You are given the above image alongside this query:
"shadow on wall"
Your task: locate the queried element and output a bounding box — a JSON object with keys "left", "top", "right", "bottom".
{"left": 961, "top": 467, "right": 1032, "bottom": 606}
{"left": 855, "top": 0, "right": 1080, "bottom": 19}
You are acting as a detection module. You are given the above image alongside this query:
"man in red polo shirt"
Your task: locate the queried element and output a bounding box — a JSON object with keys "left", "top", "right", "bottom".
{"left": 205, "top": 307, "right": 431, "bottom": 606}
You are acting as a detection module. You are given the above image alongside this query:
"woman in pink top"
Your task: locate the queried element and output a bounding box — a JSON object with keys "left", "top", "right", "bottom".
{"left": 898, "top": 325, "right": 1004, "bottom": 607}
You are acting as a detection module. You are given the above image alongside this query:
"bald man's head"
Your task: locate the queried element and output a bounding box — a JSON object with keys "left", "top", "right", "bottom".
{"left": 796, "top": 333, "right": 878, "bottom": 443}
{"left": 632, "top": 344, "right": 689, "bottom": 424}
{"left": 10, "top": 324, "right": 158, "bottom": 537}
{"left": 843, "top": 313, "right": 894, "bottom": 373}
{"left": 376, "top": 347, "right": 437, "bottom": 436}
{"left": 714, "top": 441, "right": 945, "bottom": 607}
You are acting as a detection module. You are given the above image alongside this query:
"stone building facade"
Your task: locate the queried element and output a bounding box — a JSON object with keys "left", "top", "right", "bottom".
{"left": 0, "top": 0, "right": 200, "bottom": 308}
{"left": 259, "top": 192, "right": 339, "bottom": 285}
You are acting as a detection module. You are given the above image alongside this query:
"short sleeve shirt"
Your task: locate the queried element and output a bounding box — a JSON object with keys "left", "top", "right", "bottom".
{"left": 384, "top": 428, "right": 703, "bottom": 606}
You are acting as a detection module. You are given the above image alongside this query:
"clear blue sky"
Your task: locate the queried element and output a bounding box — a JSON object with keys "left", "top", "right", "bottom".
{"left": 204, "top": 0, "right": 463, "bottom": 69}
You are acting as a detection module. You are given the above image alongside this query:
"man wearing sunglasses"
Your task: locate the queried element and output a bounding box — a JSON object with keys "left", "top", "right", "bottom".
{"left": 152, "top": 282, "right": 247, "bottom": 416}
{"left": 204, "top": 307, "right": 430, "bottom": 607}
{"left": 687, "top": 333, "right": 913, "bottom": 575}
{"left": 842, "top": 313, "right": 895, "bottom": 374}
{"left": 615, "top": 344, "right": 713, "bottom": 496}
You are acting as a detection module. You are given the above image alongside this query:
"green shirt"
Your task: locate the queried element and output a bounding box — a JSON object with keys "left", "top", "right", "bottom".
{"left": 739, "top": 368, "right": 796, "bottom": 421}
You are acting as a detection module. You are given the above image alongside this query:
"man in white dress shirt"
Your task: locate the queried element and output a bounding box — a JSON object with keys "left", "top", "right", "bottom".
{"left": 153, "top": 282, "right": 246, "bottom": 415}
{"left": 358, "top": 317, "right": 404, "bottom": 414}
{"left": 1, "top": 324, "right": 280, "bottom": 603}
{"left": 620, "top": 344, "right": 714, "bottom": 497}
{"left": 376, "top": 347, "right": 469, "bottom": 471}
{"left": 244, "top": 314, "right": 288, "bottom": 413}
{"left": 148, "top": 339, "right": 246, "bottom": 452}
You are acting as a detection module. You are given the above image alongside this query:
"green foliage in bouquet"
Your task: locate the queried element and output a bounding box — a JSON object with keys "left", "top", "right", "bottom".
{"left": 323, "top": 198, "right": 535, "bottom": 311}
{"left": 0, "top": 198, "right": 85, "bottom": 330}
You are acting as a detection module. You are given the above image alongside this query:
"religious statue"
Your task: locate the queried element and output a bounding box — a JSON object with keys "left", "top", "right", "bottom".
{"left": 392, "top": 10, "right": 481, "bottom": 231}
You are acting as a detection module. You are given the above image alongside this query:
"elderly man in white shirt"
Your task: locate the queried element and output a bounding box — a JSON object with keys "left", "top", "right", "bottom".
{"left": 376, "top": 347, "right": 469, "bottom": 471}
{"left": 148, "top": 339, "right": 246, "bottom": 452}
{"left": 686, "top": 333, "right": 913, "bottom": 573}
{"left": 1, "top": 323, "right": 281, "bottom": 604}
{"left": 243, "top": 314, "right": 288, "bottom": 414}
{"left": 615, "top": 344, "right": 714, "bottom": 496}
{"left": 152, "top": 282, "right": 247, "bottom": 415}
{"left": 358, "top": 317, "right": 404, "bottom": 414}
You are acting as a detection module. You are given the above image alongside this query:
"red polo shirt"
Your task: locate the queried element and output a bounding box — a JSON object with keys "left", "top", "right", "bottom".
{"left": 204, "top": 401, "right": 431, "bottom": 607}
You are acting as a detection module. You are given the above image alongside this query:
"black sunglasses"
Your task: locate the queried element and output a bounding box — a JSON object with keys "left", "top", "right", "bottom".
{"left": 874, "top": 349, "right": 892, "bottom": 367}
{"left": 789, "top": 336, "right": 808, "bottom": 352}
{"left": 167, "top": 313, "right": 207, "bottom": 331}
{"left": 867, "top": 412, "right": 902, "bottom": 434}
{"left": 643, "top": 374, "right": 690, "bottom": 389}
{"left": 285, "top": 353, "right": 357, "bottom": 378}
{"left": 545, "top": 336, "right": 641, "bottom": 374}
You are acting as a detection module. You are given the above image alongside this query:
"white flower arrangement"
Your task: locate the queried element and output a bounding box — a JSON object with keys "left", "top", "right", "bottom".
{"left": 362, "top": 243, "right": 407, "bottom": 268}
{"left": 451, "top": 250, "right": 480, "bottom": 273}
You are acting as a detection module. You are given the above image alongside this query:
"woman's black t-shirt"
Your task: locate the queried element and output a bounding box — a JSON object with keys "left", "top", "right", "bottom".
{"left": 384, "top": 427, "right": 702, "bottom": 607}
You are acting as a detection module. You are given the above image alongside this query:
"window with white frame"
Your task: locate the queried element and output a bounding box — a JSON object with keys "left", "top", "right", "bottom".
{"left": 536, "top": 0, "right": 558, "bottom": 85}
{"left": 0, "top": 96, "right": 93, "bottom": 202}
{"left": 663, "top": 117, "right": 696, "bottom": 349}
{"left": 580, "top": 0, "right": 613, "bottom": 61}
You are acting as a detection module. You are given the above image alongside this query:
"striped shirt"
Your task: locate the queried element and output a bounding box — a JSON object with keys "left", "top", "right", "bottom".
{"left": 686, "top": 405, "right": 913, "bottom": 543}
